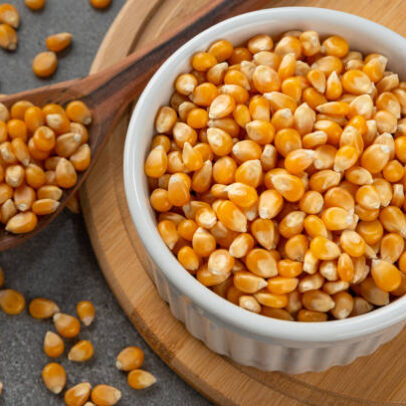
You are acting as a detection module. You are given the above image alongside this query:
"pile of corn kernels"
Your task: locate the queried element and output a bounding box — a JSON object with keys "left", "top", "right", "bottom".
{"left": 145, "top": 30, "right": 406, "bottom": 322}
{"left": 0, "top": 266, "right": 156, "bottom": 404}
{"left": 0, "top": 100, "right": 92, "bottom": 234}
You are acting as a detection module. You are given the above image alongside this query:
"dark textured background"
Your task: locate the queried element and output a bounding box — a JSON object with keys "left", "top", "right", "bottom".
{"left": 0, "top": 1, "right": 209, "bottom": 404}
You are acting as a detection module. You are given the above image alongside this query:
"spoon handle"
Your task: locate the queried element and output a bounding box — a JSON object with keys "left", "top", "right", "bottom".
{"left": 75, "top": 0, "right": 268, "bottom": 132}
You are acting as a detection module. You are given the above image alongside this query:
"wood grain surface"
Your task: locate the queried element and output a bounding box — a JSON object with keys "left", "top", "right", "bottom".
{"left": 82, "top": 1, "right": 406, "bottom": 404}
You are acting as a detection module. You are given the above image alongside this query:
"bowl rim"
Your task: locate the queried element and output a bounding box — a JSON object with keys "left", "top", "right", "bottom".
{"left": 124, "top": 6, "right": 406, "bottom": 344}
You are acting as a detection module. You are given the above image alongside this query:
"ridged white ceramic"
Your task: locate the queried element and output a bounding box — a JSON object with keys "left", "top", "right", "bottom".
{"left": 124, "top": 7, "right": 406, "bottom": 373}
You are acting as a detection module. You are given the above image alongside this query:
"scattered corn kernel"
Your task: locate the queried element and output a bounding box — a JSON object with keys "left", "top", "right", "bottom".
{"left": 68, "top": 340, "right": 94, "bottom": 362}
{"left": 127, "top": 369, "right": 157, "bottom": 390}
{"left": 43, "top": 331, "right": 64, "bottom": 358}
{"left": 91, "top": 385, "right": 121, "bottom": 406}
{"left": 42, "top": 362, "right": 66, "bottom": 394}
{"left": 29, "top": 297, "right": 59, "bottom": 319}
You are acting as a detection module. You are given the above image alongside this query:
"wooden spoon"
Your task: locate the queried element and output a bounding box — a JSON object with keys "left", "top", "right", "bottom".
{"left": 0, "top": 0, "right": 269, "bottom": 251}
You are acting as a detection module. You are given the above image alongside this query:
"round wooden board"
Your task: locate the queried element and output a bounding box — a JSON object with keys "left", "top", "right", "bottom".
{"left": 81, "top": 1, "right": 406, "bottom": 404}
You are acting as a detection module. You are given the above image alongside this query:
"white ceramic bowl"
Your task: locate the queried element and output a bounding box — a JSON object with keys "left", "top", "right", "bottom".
{"left": 124, "top": 7, "right": 406, "bottom": 373}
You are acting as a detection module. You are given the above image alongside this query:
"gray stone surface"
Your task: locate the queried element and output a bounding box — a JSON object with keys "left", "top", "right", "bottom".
{"left": 0, "top": 1, "right": 210, "bottom": 405}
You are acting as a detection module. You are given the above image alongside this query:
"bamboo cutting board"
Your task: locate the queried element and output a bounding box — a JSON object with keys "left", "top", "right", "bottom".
{"left": 81, "top": 1, "right": 406, "bottom": 404}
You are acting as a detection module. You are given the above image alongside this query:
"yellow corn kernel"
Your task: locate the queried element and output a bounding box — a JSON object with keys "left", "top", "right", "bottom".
{"left": 278, "top": 211, "right": 305, "bottom": 239}
{"left": 248, "top": 95, "right": 270, "bottom": 121}
{"left": 333, "top": 145, "right": 358, "bottom": 172}
{"left": 23, "top": 106, "right": 44, "bottom": 134}
{"left": 325, "top": 71, "right": 343, "bottom": 100}
{"left": 192, "top": 227, "right": 216, "bottom": 257}
{"left": 5, "top": 164, "right": 24, "bottom": 188}
{"left": 55, "top": 132, "right": 82, "bottom": 157}
{"left": 395, "top": 135, "right": 406, "bottom": 163}
{"left": 266, "top": 276, "right": 298, "bottom": 295}
{"left": 284, "top": 149, "right": 315, "bottom": 175}
{"left": 330, "top": 291, "right": 353, "bottom": 319}
{"left": 340, "top": 230, "right": 366, "bottom": 257}
{"left": 274, "top": 129, "right": 301, "bottom": 158}
{"left": 316, "top": 101, "right": 349, "bottom": 116}
{"left": 1, "top": 198, "right": 17, "bottom": 224}
{"left": 212, "top": 156, "right": 236, "bottom": 185}
{"left": 191, "top": 52, "right": 217, "bottom": 72}
{"left": 299, "top": 191, "right": 324, "bottom": 214}
{"left": 313, "top": 145, "right": 336, "bottom": 170}
{"left": 208, "top": 249, "right": 234, "bottom": 275}
{"left": 90, "top": 0, "right": 111, "bottom": 8}
{"left": 238, "top": 295, "right": 261, "bottom": 313}
{"left": 127, "top": 369, "right": 157, "bottom": 390}
{"left": 32, "top": 198, "right": 60, "bottom": 215}
{"left": 252, "top": 65, "right": 280, "bottom": 93}
{"left": 354, "top": 185, "right": 380, "bottom": 210}
{"left": 309, "top": 169, "right": 341, "bottom": 193}
{"left": 270, "top": 172, "right": 304, "bottom": 202}
{"left": 247, "top": 33, "right": 273, "bottom": 53}
{"left": 42, "top": 362, "right": 66, "bottom": 394}
{"left": 0, "top": 23, "right": 17, "bottom": 51}
{"left": 299, "top": 31, "right": 320, "bottom": 56}
{"left": 274, "top": 35, "right": 301, "bottom": 58}
{"left": 0, "top": 289, "right": 25, "bottom": 314}
{"left": 380, "top": 232, "right": 404, "bottom": 263}
{"left": 215, "top": 200, "right": 247, "bottom": 232}
{"left": 196, "top": 263, "right": 228, "bottom": 286}
{"left": 302, "top": 249, "right": 319, "bottom": 275}
{"left": 297, "top": 309, "right": 328, "bottom": 322}
{"left": 383, "top": 159, "right": 404, "bottom": 182}
{"left": 298, "top": 272, "right": 324, "bottom": 292}
{"left": 68, "top": 340, "right": 94, "bottom": 362}
{"left": 55, "top": 158, "right": 77, "bottom": 189}
{"left": 69, "top": 143, "right": 91, "bottom": 172}
{"left": 7, "top": 119, "right": 27, "bottom": 142}
{"left": 29, "top": 297, "right": 59, "bottom": 319}
{"left": 76, "top": 300, "right": 95, "bottom": 327}
{"left": 312, "top": 55, "right": 343, "bottom": 76}
{"left": 307, "top": 69, "right": 325, "bottom": 94}
{"left": 65, "top": 101, "right": 92, "bottom": 125}
{"left": 32, "top": 51, "right": 57, "bottom": 77}
{"left": 246, "top": 248, "right": 277, "bottom": 278}
{"left": 359, "top": 143, "right": 391, "bottom": 174}
{"left": 206, "top": 127, "right": 233, "bottom": 157}
{"left": 0, "top": 3, "right": 19, "bottom": 28}
{"left": 226, "top": 182, "right": 258, "bottom": 209}
{"left": 257, "top": 189, "right": 283, "bottom": 219}
{"left": 310, "top": 236, "right": 340, "bottom": 260}
{"left": 254, "top": 291, "right": 287, "bottom": 309}
{"left": 32, "top": 126, "right": 55, "bottom": 152}
{"left": 284, "top": 234, "right": 308, "bottom": 261}
{"left": 224, "top": 69, "right": 250, "bottom": 90}
{"left": 6, "top": 211, "right": 37, "bottom": 234}
{"left": 46, "top": 32, "right": 72, "bottom": 52}
{"left": 302, "top": 215, "right": 327, "bottom": 238}
{"left": 116, "top": 346, "right": 144, "bottom": 371}
{"left": 43, "top": 331, "right": 64, "bottom": 358}
{"left": 250, "top": 218, "right": 276, "bottom": 250}
{"left": 53, "top": 313, "right": 80, "bottom": 338}
{"left": 233, "top": 271, "right": 267, "bottom": 293}
{"left": 64, "top": 382, "right": 92, "bottom": 406}
{"left": 10, "top": 101, "right": 32, "bottom": 120}
{"left": 278, "top": 53, "right": 296, "bottom": 81}
{"left": 302, "top": 290, "right": 335, "bottom": 312}
{"left": 356, "top": 220, "right": 383, "bottom": 245}
{"left": 27, "top": 137, "right": 49, "bottom": 160}
{"left": 245, "top": 120, "right": 274, "bottom": 145}
{"left": 371, "top": 259, "right": 401, "bottom": 292}
{"left": 177, "top": 219, "right": 198, "bottom": 242}
{"left": 336, "top": 252, "right": 355, "bottom": 283}
{"left": 345, "top": 166, "right": 372, "bottom": 186}
{"left": 379, "top": 205, "right": 406, "bottom": 237}
{"left": 208, "top": 39, "right": 234, "bottom": 62}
